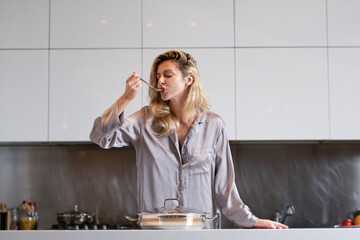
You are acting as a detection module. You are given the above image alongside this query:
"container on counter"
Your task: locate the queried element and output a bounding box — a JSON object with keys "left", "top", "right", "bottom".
{"left": 18, "top": 201, "right": 38, "bottom": 230}
{"left": 0, "top": 203, "right": 11, "bottom": 230}
{"left": 10, "top": 208, "right": 19, "bottom": 230}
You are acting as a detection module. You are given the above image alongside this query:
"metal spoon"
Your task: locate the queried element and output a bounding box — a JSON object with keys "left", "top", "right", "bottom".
{"left": 139, "top": 78, "right": 163, "bottom": 92}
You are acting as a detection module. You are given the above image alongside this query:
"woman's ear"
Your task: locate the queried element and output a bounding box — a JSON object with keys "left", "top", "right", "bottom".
{"left": 185, "top": 74, "right": 194, "bottom": 87}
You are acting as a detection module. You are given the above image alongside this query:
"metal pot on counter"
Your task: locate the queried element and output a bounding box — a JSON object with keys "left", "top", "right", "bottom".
{"left": 126, "top": 198, "right": 217, "bottom": 230}
{"left": 57, "top": 205, "right": 95, "bottom": 225}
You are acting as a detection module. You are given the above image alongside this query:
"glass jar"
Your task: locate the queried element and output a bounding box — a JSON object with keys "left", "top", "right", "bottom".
{"left": 10, "top": 208, "right": 19, "bottom": 230}
{"left": 18, "top": 211, "right": 38, "bottom": 230}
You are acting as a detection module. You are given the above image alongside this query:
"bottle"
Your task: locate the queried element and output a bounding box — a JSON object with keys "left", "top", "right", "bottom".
{"left": 10, "top": 208, "right": 19, "bottom": 230}
{"left": 0, "top": 203, "right": 11, "bottom": 230}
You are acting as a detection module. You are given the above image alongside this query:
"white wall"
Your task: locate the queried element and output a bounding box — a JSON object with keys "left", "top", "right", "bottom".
{"left": 0, "top": 0, "right": 359, "bottom": 141}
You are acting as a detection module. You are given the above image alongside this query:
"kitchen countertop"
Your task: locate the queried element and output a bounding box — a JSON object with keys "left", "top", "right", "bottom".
{"left": 1, "top": 228, "right": 359, "bottom": 240}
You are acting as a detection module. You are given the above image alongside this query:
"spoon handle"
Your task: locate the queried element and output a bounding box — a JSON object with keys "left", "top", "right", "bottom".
{"left": 139, "top": 78, "right": 162, "bottom": 92}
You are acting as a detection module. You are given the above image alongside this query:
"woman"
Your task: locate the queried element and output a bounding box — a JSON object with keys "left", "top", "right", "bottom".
{"left": 90, "top": 50, "right": 287, "bottom": 229}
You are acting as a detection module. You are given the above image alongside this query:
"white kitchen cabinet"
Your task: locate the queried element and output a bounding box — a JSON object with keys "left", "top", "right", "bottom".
{"left": 142, "top": 49, "right": 236, "bottom": 139}
{"left": 235, "top": 0, "right": 327, "bottom": 47}
{"left": 236, "top": 48, "right": 329, "bottom": 140}
{"left": 143, "top": 0, "right": 234, "bottom": 48}
{"left": 0, "top": 0, "right": 49, "bottom": 48}
{"left": 328, "top": 0, "right": 360, "bottom": 46}
{"left": 50, "top": 0, "right": 141, "bottom": 48}
{"left": 49, "top": 49, "right": 141, "bottom": 141}
{"left": 328, "top": 48, "right": 360, "bottom": 139}
{"left": 0, "top": 50, "right": 48, "bottom": 142}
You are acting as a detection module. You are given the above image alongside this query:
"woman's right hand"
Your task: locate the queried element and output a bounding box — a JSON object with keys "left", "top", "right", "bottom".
{"left": 123, "top": 72, "right": 142, "bottom": 101}
{"left": 252, "top": 219, "right": 288, "bottom": 229}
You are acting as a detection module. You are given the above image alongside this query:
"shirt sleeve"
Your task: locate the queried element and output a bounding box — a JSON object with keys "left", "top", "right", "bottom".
{"left": 214, "top": 126, "right": 258, "bottom": 228}
{"left": 89, "top": 101, "right": 143, "bottom": 149}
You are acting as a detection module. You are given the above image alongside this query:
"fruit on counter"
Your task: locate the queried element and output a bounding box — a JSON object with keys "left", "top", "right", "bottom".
{"left": 354, "top": 215, "right": 360, "bottom": 226}
{"left": 342, "top": 219, "right": 354, "bottom": 226}
{"left": 353, "top": 210, "right": 360, "bottom": 226}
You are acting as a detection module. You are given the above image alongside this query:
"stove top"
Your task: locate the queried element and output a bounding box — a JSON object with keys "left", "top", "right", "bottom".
{"left": 51, "top": 223, "right": 139, "bottom": 230}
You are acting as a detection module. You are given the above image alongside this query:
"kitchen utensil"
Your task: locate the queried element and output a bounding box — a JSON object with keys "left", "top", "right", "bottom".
{"left": 126, "top": 198, "right": 217, "bottom": 230}
{"left": 281, "top": 205, "right": 295, "bottom": 224}
{"left": 57, "top": 205, "right": 95, "bottom": 225}
{"left": 139, "top": 78, "right": 163, "bottom": 92}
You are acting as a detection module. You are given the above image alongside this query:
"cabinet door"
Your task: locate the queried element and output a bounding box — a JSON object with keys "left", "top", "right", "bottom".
{"left": 329, "top": 48, "right": 360, "bottom": 139}
{"left": 0, "top": 50, "right": 48, "bottom": 142}
{"left": 0, "top": 0, "right": 49, "bottom": 48}
{"left": 49, "top": 49, "right": 141, "bottom": 141}
{"left": 142, "top": 49, "right": 236, "bottom": 139}
{"left": 236, "top": 48, "right": 329, "bottom": 140}
{"left": 143, "top": 0, "right": 234, "bottom": 48}
{"left": 328, "top": 0, "right": 360, "bottom": 46}
{"left": 50, "top": 0, "right": 141, "bottom": 48}
{"left": 235, "top": 0, "right": 326, "bottom": 47}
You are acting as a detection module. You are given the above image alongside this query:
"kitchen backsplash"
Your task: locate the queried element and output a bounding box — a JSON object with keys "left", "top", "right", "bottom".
{"left": 0, "top": 143, "right": 359, "bottom": 229}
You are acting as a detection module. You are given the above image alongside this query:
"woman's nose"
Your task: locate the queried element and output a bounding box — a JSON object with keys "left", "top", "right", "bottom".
{"left": 158, "top": 76, "right": 165, "bottom": 86}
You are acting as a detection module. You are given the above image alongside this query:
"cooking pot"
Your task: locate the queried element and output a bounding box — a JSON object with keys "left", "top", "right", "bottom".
{"left": 57, "top": 205, "right": 95, "bottom": 225}
{"left": 126, "top": 198, "right": 217, "bottom": 230}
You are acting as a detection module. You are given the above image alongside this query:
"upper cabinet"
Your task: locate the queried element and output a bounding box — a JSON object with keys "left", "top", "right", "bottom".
{"left": 0, "top": 50, "right": 48, "bottom": 142}
{"left": 143, "top": 0, "right": 234, "bottom": 48}
{"left": 49, "top": 49, "right": 142, "bottom": 141}
{"left": 0, "top": 0, "right": 49, "bottom": 48}
{"left": 328, "top": 0, "right": 360, "bottom": 46}
{"left": 327, "top": 0, "right": 360, "bottom": 139}
{"left": 328, "top": 49, "right": 360, "bottom": 139}
{"left": 235, "top": 0, "right": 327, "bottom": 47}
{"left": 236, "top": 48, "right": 329, "bottom": 140}
{"left": 142, "top": 49, "right": 236, "bottom": 139}
{"left": 188, "top": 49, "right": 236, "bottom": 140}
{"left": 50, "top": 0, "right": 141, "bottom": 48}
{"left": 1, "top": 0, "right": 360, "bottom": 142}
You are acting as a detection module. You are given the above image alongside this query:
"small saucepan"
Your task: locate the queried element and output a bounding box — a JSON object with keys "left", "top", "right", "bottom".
{"left": 126, "top": 198, "right": 217, "bottom": 230}
{"left": 57, "top": 205, "right": 95, "bottom": 225}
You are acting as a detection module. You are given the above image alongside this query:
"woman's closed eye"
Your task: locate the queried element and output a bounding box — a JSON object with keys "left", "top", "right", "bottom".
{"left": 156, "top": 74, "right": 174, "bottom": 81}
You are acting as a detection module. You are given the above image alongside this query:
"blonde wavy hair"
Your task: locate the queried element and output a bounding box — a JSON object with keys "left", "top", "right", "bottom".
{"left": 148, "top": 50, "right": 210, "bottom": 136}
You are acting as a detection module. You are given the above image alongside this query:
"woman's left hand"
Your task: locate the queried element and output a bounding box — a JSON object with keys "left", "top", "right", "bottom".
{"left": 252, "top": 219, "right": 288, "bottom": 229}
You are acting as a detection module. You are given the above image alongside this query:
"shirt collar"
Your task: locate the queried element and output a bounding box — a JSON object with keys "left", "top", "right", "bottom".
{"left": 193, "top": 111, "right": 207, "bottom": 133}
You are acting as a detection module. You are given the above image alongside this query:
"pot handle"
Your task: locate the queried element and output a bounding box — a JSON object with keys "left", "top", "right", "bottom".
{"left": 85, "top": 214, "right": 94, "bottom": 223}
{"left": 206, "top": 214, "right": 218, "bottom": 221}
{"left": 163, "top": 198, "right": 181, "bottom": 209}
{"left": 125, "top": 216, "right": 139, "bottom": 222}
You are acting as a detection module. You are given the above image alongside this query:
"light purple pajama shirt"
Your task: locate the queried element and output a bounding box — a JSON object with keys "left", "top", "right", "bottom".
{"left": 90, "top": 101, "right": 258, "bottom": 228}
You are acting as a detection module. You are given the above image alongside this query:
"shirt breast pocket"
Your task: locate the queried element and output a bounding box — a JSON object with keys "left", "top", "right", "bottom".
{"left": 190, "top": 147, "right": 215, "bottom": 176}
